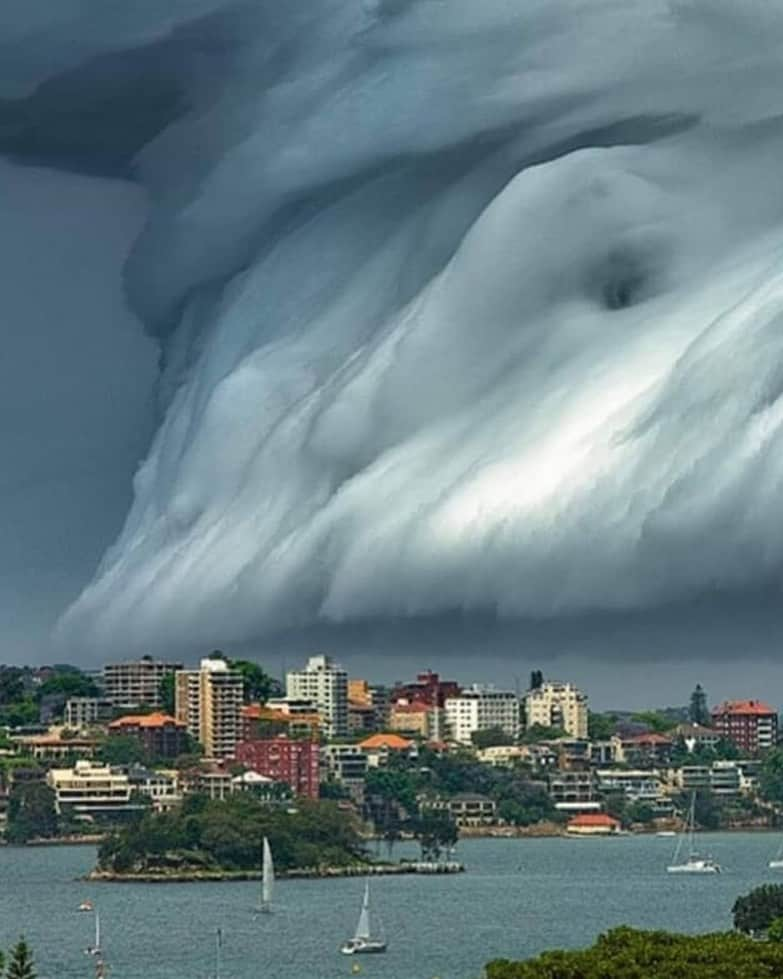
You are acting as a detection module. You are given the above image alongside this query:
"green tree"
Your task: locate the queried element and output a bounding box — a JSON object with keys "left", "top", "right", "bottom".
{"left": 761, "top": 748, "right": 783, "bottom": 803}
{"left": 734, "top": 884, "right": 783, "bottom": 935}
{"left": 588, "top": 711, "right": 617, "bottom": 740}
{"left": 412, "top": 810, "right": 458, "bottom": 861}
{"left": 37, "top": 671, "right": 98, "bottom": 701}
{"left": 7, "top": 782, "right": 58, "bottom": 843}
{"left": 630, "top": 711, "right": 677, "bottom": 734}
{"left": 768, "top": 917, "right": 783, "bottom": 943}
{"left": 522, "top": 724, "right": 566, "bottom": 743}
{"left": 486, "top": 926, "right": 783, "bottom": 979}
{"left": 529, "top": 671, "right": 543, "bottom": 691}
{"left": 98, "top": 735, "right": 148, "bottom": 767}
{"left": 230, "top": 660, "right": 281, "bottom": 704}
{"left": 471, "top": 727, "right": 513, "bottom": 749}
{"left": 159, "top": 673, "right": 175, "bottom": 715}
{"left": 5, "top": 938, "right": 35, "bottom": 979}
{"left": 689, "top": 684, "right": 710, "bottom": 726}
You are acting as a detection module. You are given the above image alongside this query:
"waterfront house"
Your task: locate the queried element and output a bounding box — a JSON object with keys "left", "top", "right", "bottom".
{"left": 566, "top": 813, "right": 621, "bottom": 836}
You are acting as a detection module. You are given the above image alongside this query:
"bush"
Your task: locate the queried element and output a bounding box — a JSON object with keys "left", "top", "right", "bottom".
{"left": 733, "top": 884, "right": 783, "bottom": 935}
{"left": 486, "top": 926, "right": 783, "bottom": 978}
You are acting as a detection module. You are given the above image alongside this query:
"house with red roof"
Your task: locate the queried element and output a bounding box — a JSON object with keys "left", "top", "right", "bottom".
{"left": 566, "top": 813, "right": 621, "bottom": 836}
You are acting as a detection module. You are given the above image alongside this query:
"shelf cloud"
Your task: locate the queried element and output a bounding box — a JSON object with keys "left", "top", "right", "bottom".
{"left": 3, "top": 1, "right": 783, "bottom": 659}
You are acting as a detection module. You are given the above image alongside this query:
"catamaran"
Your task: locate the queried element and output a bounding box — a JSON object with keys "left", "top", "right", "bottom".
{"left": 666, "top": 792, "right": 720, "bottom": 874}
{"left": 341, "top": 879, "right": 387, "bottom": 955}
{"left": 258, "top": 836, "right": 274, "bottom": 913}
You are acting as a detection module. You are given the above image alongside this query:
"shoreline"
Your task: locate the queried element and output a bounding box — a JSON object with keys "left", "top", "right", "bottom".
{"left": 86, "top": 861, "right": 464, "bottom": 883}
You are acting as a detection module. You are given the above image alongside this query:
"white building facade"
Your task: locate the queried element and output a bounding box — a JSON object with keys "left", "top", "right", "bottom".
{"left": 525, "top": 682, "right": 588, "bottom": 739}
{"left": 444, "top": 685, "right": 520, "bottom": 745}
{"left": 286, "top": 655, "right": 348, "bottom": 739}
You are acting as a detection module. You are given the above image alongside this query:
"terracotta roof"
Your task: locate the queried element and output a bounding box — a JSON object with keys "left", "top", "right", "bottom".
{"left": 390, "top": 702, "right": 429, "bottom": 714}
{"left": 568, "top": 813, "right": 620, "bottom": 828}
{"left": 712, "top": 700, "right": 775, "bottom": 717}
{"left": 358, "top": 733, "right": 413, "bottom": 750}
{"left": 109, "top": 712, "right": 184, "bottom": 729}
{"left": 625, "top": 732, "right": 673, "bottom": 745}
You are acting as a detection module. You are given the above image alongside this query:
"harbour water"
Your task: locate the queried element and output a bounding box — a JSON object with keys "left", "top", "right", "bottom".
{"left": 1, "top": 834, "right": 781, "bottom": 979}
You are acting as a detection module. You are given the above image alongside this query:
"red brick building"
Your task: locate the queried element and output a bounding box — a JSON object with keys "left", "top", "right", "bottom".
{"left": 235, "top": 737, "right": 320, "bottom": 799}
{"left": 711, "top": 700, "right": 777, "bottom": 754}
{"left": 108, "top": 712, "right": 188, "bottom": 758}
{"left": 390, "top": 671, "right": 460, "bottom": 708}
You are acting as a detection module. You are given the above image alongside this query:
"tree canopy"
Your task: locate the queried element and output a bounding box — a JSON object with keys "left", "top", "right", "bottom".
{"left": 486, "top": 926, "right": 783, "bottom": 979}
{"left": 4, "top": 939, "right": 36, "bottom": 979}
{"left": 733, "top": 884, "right": 783, "bottom": 935}
{"left": 98, "top": 794, "right": 366, "bottom": 874}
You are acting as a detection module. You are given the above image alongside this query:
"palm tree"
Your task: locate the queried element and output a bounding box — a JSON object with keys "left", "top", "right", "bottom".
{"left": 5, "top": 939, "right": 35, "bottom": 979}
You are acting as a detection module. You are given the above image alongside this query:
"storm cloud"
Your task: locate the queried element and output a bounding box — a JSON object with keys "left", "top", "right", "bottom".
{"left": 3, "top": 1, "right": 783, "bottom": 665}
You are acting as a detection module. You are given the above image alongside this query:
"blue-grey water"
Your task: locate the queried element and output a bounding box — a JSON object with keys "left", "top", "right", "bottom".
{"left": 1, "top": 835, "right": 781, "bottom": 979}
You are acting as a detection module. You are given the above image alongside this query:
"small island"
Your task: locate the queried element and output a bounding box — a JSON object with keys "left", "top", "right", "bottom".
{"left": 91, "top": 794, "right": 462, "bottom": 882}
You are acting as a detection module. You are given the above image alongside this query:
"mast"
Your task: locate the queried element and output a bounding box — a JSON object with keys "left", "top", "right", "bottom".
{"left": 355, "top": 880, "right": 371, "bottom": 941}
{"left": 687, "top": 791, "right": 696, "bottom": 858}
{"left": 262, "top": 836, "right": 274, "bottom": 909}
{"left": 215, "top": 927, "right": 222, "bottom": 979}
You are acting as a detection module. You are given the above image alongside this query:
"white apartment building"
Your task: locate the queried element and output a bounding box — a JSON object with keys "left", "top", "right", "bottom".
{"left": 286, "top": 655, "right": 348, "bottom": 739}
{"left": 64, "top": 697, "right": 114, "bottom": 729}
{"left": 525, "top": 681, "right": 588, "bottom": 739}
{"left": 47, "top": 760, "right": 132, "bottom": 816}
{"left": 444, "top": 685, "right": 520, "bottom": 745}
{"left": 102, "top": 657, "right": 182, "bottom": 710}
{"left": 175, "top": 658, "right": 243, "bottom": 760}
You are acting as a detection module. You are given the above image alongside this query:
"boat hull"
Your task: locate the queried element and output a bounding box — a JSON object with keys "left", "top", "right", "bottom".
{"left": 666, "top": 863, "right": 720, "bottom": 874}
{"left": 340, "top": 942, "right": 387, "bottom": 955}
{"left": 769, "top": 861, "right": 783, "bottom": 869}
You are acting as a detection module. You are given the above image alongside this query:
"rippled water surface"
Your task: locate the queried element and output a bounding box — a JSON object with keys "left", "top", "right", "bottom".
{"left": 1, "top": 834, "right": 780, "bottom": 978}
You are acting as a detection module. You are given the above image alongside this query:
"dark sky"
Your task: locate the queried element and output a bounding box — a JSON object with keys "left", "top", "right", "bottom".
{"left": 3, "top": 3, "right": 783, "bottom": 716}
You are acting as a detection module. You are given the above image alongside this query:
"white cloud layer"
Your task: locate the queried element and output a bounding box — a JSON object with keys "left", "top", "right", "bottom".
{"left": 25, "top": 0, "right": 783, "bottom": 652}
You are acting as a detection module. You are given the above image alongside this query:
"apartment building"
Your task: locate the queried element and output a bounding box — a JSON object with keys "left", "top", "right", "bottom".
{"left": 47, "top": 760, "right": 133, "bottom": 817}
{"left": 286, "top": 655, "right": 348, "bottom": 739}
{"left": 444, "top": 685, "right": 520, "bottom": 744}
{"left": 103, "top": 657, "right": 182, "bottom": 710}
{"left": 108, "top": 712, "right": 188, "bottom": 758}
{"left": 64, "top": 697, "right": 114, "bottom": 729}
{"left": 175, "top": 659, "right": 243, "bottom": 760}
{"left": 524, "top": 681, "right": 588, "bottom": 739}
{"left": 711, "top": 700, "right": 777, "bottom": 754}
{"left": 235, "top": 737, "right": 320, "bottom": 799}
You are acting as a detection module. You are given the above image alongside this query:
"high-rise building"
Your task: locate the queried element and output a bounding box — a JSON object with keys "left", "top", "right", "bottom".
{"left": 444, "top": 685, "right": 520, "bottom": 745}
{"left": 102, "top": 657, "right": 182, "bottom": 710}
{"left": 175, "top": 659, "right": 243, "bottom": 760}
{"left": 711, "top": 700, "right": 777, "bottom": 754}
{"left": 524, "top": 681, "right": 588, "bottom": 739}
{"left": 286, "top": 655, "right": 348, "bottom": 739}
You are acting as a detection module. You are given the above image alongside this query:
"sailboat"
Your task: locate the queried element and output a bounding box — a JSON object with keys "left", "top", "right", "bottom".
{"left": 666, "top": 792, "right": 720, "bottom": 874}
{"left": 84, "top": 910, "right": 102, "bottom": 956}
{"left": 340, "top": 879, "right": 387, "bottom": 955}
{"left": 258, "top": 836, "right": 274, "bottom": 913}
{"left": 769, "top": 839, "right": 783, "bottom": 869}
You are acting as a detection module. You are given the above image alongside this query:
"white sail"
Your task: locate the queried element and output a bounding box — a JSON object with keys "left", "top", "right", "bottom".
{"left": 354, "top": 881, "right": 371, "bottom": 941}
{"left": 95, "top": 912, "right": 100, "bottom": 952}
{"left": 262, "top": 837, "right": 274, "bottom": 908}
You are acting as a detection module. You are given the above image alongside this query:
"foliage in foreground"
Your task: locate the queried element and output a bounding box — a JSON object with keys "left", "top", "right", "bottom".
{"left": 98, "top": 794, "right": 366, "bottom": 873}
{"left": 733, "top": 883, "right": 783, "bottom": 934}
{"left": 4, "top": 939, "right": 36, "bottom": 979}
{"left": 485, "top": 926, "right": 783, "bottom": 979}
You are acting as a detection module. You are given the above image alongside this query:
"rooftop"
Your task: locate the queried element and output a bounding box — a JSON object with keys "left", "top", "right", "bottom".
{"left": 358, "top": 733, "right": 413, "bottom": 751}
{"left": 712, "top": 700, "right": 775, "bottom": 717}
{"left": 568, "top": 813, "right": 620, "bottom": 828}
{"left": 109, "top": 712, "right": 184, "bottom": 729}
